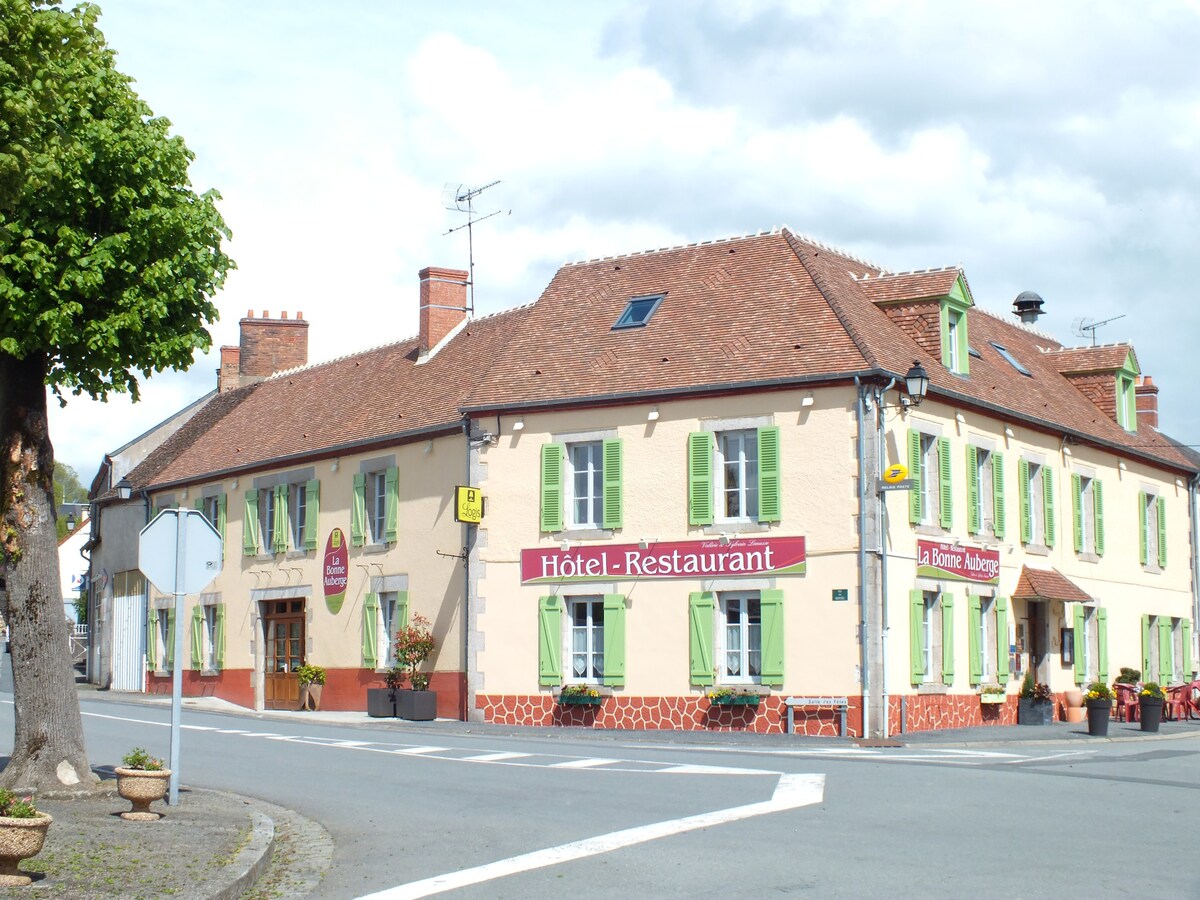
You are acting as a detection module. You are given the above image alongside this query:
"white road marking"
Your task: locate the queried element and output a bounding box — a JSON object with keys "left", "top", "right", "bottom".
{"left": 395, "top": 746, "right": 449, "bottom": 755}
{"left": 356, "top": 772, "right": 825, "bottom": 900}
{"left": 464, "top": 751, "right": 528, "bottom": 762}
{"left": 549, "top": 758, "right": 618, "bottom": 769}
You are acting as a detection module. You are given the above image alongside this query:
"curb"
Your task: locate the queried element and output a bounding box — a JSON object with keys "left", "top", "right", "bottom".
{"left": 205, "top": 793, "right": 276, "bottom": 900}
{"left": 904, "top": 729, "right": 1200, "bottom": 750}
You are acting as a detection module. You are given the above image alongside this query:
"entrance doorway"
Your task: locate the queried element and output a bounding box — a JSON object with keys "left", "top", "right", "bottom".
{"left": 1026, "top": 601, "right": 1048, "bottom": 683}
{"left": 262, "top": 599, "right": 305, "bottom": 710}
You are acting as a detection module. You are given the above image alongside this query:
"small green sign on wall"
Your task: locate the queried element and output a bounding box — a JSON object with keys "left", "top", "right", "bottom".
{"left": 832, "top": 589, "right": 849, "bottom": 602}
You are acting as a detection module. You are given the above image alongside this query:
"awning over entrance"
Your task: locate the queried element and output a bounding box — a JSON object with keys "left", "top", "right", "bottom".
{"left": 1011, "top": 566, "right": 1092, "bottom": 603}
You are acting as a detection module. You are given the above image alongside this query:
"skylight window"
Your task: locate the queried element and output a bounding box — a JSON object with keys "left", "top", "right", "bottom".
{"left": 613, "top": 295, "right": 663, "bottom": 330}
{"left": 968, "top": 346, "right": 981, "bottom": 359}
{"left": 989, "top": 341, "right": 1032, "bottom": 377}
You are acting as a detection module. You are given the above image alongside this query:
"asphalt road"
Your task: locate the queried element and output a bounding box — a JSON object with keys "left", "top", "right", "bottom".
{"left": 2, "top": 694, "right": 1198, "bottom": 899}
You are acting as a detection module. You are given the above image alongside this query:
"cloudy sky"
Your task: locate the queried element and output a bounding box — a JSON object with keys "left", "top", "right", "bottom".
{"left": 50, "top": 0, "right": 1200, "bottom": 483}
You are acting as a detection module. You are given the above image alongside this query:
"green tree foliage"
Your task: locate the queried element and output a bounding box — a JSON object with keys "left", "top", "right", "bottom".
{"left": 0, "top": 0, "right": 232, "bottom": 793}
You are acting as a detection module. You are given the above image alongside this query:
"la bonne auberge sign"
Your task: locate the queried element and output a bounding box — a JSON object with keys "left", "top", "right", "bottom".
{"left": 916, "top": 539, "right": 1000, "bottom": 585}
{"left": 520, "top": 536, "right": 806, "bottom": 584}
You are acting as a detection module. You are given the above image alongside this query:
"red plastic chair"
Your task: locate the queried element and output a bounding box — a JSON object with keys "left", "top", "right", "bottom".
{"left": 1164, "top": 685, "right": 1187, "bottom": 722}
{"left": 1115, "top": 684, "right": 1139, "bottom": 723}
{"left": 1187, "top": 680, "right": 1200, "bottom": 721}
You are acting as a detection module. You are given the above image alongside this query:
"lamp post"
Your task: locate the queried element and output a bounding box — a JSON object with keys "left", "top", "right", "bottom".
{"left": 115, "top": 477, "right": 132, "bottom": 501}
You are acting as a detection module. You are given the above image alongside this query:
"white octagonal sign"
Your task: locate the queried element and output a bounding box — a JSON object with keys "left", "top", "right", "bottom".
{"left": 138, "top": 509, "right": 223, "bottom": 595}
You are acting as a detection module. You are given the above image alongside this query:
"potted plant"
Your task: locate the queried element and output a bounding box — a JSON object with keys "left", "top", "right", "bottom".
{"left": 558, "top": 684, "right": 604, "bottom": 706}
{"left": 296, "top": 663, "right": 326, "bottom": 711}
{"left": 393, "top": 614, "right": 437, "bottom": 720}
{"left": 707, "top": 687, "right": 761, "bottom": 706}
{"left": 1084, "top": 681, "right": 1115, "bottom": 736}
{"left": 115, "top": 747, "right": 171, "bottom": 821}
{"left": 1017, "top": 672, "right": 1053, "bottom": 724}
{"left": 1114, "top": 667, "right": 1141, "bottom": 685}
{"left": 1139, "top": 681, "right": 1165, "bottom": 733}
{"left": 979, "top": 683, "right": 1007, "bottom": 704}
{"left": 367, "top": 667, "right": 402, "bottom": 718}
{"left": 0, "top": 789, "right": 51, "bottom": 885}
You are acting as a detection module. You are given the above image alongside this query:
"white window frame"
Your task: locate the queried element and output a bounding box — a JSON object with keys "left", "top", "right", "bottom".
{"left": 1145, "top": 492, "right": 1159, "bottom": 567}
{"left": 922, "top": 591, "right": 942, "bottom": 684}
{"left": 158, "top": 612, "right": 172, "bottom": 673}
{"left": 565, "top": 595, "right": 605, "bottom": 684}
{"left": 1028, "top": 461, "right": 1045, "bottom": 545}
{"left": 947, "top": 310, "right": 961, "bottom": 372}
{"left": 259, "top": 488, "right": 276, "bottom": 551}
{"left": 289, "top": 482, "right": 308, "bottom": 550}
{"left": 919, "top": 433, "right": 940, "bottom": 527}
{"left": 718, "top": 591, "right": 762, "bottom": 685}
{"left": 1080, "top": 475, "right": 1096, "bottom": 555}
{"left": 565, "top": 441, "right": 604, "bottom": 529}
{"left": 979, "top": 596, "right": 995, "bottom": 682}
{"left": 203, "top": 495, "right": 221, "bottom": 529}
{"left": 366, "top": 470, "right": 387, "bottom": 545}
{"left": 1169, "top": 618, "right": 1181, "bottom": 683}
{"left": 203, "top": 605, "right": 218, "bottom": 671}
{"left": 977, "top": 448, "right": 995, "bottom": 535}
{"left": 379, "top": 591, "right": 400, "bottom": 668}
{"left": 715, "top": 430, "right": 759, "bottom": 522}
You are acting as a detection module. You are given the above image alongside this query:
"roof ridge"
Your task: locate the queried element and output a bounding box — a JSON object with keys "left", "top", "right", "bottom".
{"left": 1042, "top": 340, "right": 1133, "bottom": 354}
{"left": 781, "top": 226, "right": 887, "bottom": 271}
{"left": 852, "top": 265, "right": 958, "bottom": 280}
{"left": 561, "top": 228, "right": 782, "bottom": 267}
{"left": 974, "top": 304, "right": 1058, "bottom": 343}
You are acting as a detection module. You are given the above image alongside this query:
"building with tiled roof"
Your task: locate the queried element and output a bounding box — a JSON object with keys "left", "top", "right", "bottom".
{"left": 87, "top": 228, "right": 1199, "bottom": 738}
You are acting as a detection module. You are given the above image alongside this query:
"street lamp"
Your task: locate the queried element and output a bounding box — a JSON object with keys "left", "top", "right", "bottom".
{"left": 65, "top": 513, "right": 76, "bottom": 532}
{"left": 903, "top": 360, "right": 929, "bottom": 407}
{"left": 115, "top": 477, "right": 132, "bottom": 501}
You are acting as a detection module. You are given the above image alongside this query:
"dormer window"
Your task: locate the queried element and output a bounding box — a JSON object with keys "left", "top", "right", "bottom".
{"left": 613, "top": 294, "right": 663, "bottom": 330}
{"left": 1116, "top": 372, "right": 1137, "bottom": 431}
{"left": 938, "top": 283, "right": 971, "bottom": 376}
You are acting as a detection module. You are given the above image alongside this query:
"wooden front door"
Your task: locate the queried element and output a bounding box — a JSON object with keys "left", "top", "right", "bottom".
{"left": 263, "top": 600, "right": 305, "bottom": 710}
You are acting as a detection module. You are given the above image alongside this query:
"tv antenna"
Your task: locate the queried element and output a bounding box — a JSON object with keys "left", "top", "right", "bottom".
{"left": 1070, "top": 314, "right": 1126, "bottom": 347}
{"left": 442, "top": 180, "right": 510, "bottom": 314}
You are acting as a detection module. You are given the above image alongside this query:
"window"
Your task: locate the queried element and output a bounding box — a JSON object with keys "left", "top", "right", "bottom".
{"left": 720, "top": 593, "right": 761, "bottom": 683}
{"left": 939, "top": 289, "right": 971, "bottom": 376}
{"left": 567, "top": 442, "right": 604, "bottom": 528}
{"left": 1070, "top": 605, "right": 1108, "bottom": 685}
{"left": 1116, "top": 373, "right": 1137, "bottom": 431}
{"left": 259, "top": 487, "right": 276, "bottom": 553}
{"left": 156, "top": 608, "right": 173, "bottom": 672}
{"left": 967, "top": 446, "right": 1004, "bottom": 537}
{"left": 989, "top": 341, "right": 1032, "bottom": 377}
{"left": 190, "top": 603, "right": 225, "bottom": 672}
{"left": 1018, "top": 459, "right": 1055, "bottom": 548}
{"left": 540, "top": 439, "right": 622, "bottom": 533}
{"left": 1145, "top": 615, "right": 1191, "bottom": 684}
{"left": 367, "top": 471, "right": 386, "bottom": 544}
{"left": 537, "top": 594, "right": 626, "bottom": 687}
{"left": 1072, "top": 474, "right": 1104, "bottom": 557}
{"left": 204, "top": 606, "right": 218, "bottom": 670}
{"left": 946, "top": 311, "right": 961, "bottom": 372}
{"left": 687, "top": 427, "right": 780, "bottom": 527}
{"left": 612, "top": 294, "right": 663, "bottom": 330}
{"left": 289, "top": 483, "right": 308, "bottom": 550}
{"left": 1139, "top": 491, "right": 1166, "bottom": 568}
{"left": 910, "top": 590, "right": 951, "bottom": 685}
{"left": 568, "top": 597, "right": 605, "bottom": 682}
{"left": 361, "top": 590, "right": 407, "bottom": 669}
{"left": 352, "top": 466, "right": 397, "bottom": 548}
{"left": 908, "top": 430, "right": 950, "bottom": 529}
{"left": 969, "top": 595, "right": 1005, "bottom": 685}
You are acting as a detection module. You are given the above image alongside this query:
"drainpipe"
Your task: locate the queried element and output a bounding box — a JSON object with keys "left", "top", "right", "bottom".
{"left": 877, "top": 378, "right": 896, "bottom": 738}
{"left": 1191, "top": 474, "right": 1199, "bottom": 676}
{"left": 854, "top": 377, "right": 869, "bottom": 740}
{"left": 462, "top": 418, "right": 473, "bottom": 723}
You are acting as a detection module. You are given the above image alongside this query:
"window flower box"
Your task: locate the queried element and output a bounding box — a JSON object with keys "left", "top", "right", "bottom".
{"left": 558, "top": 686, "right": 603, "bottom": 706}
{"left": 707, "top": 689, "right": 761, "bottom": 706}
{"left": 980, "top": 693, "right": 1007, "bottom": 704}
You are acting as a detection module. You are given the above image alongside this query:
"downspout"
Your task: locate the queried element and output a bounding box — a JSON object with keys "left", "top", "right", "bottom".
{"left": 854, "top": 376, "right": 869, "bottom": 740}
{"left": 877, "top": 378, "right": 896, "bottom": 738}
{"left": 462, "top": 418, "right": 473, "bottom": 723}
{"left": 1191, "top": 474, "right": 1200, "bottom": 675}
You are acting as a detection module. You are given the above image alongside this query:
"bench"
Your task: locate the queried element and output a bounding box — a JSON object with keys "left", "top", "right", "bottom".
{"left": 785, "top": 696, "right": 849, "bottom": 736}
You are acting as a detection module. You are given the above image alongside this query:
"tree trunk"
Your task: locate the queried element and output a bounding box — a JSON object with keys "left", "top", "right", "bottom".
{"left": 0, "top": 352, "right": 97, "bottom": 795}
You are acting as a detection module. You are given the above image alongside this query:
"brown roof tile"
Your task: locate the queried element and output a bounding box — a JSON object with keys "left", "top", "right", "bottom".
{"left": 1044, "top": 344, "right": 1136, "bottom": 374}
{"left": 854, "top": 268, "right": 967, "bottom": 305}
{"left": 1012, "top": 566, "right": 1092, "bottom": 602}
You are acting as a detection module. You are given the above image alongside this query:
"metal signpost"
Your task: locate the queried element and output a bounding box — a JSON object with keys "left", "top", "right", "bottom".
{"left": 137, "top": 509, "right": 222, "bottom": 805}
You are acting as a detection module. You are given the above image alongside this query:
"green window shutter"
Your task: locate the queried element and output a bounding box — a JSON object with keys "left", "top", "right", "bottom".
{"left": 687, "top": 433, "right": 714, "bottom": 526}
{"left": 992, "top": 452, "right": 1006, "bottom": 539}
{"left": 602, "top": 594, "right": 626, "bottom": 686}
{"left": 165, "top": 609, "right": 176, "bottom": 671}
{"left": 1018, "top": 459, "right": 1031, "bottom": 544}
{"left": 937, "top": 437, "right": 952, "bottom": 530}
{"left": 194, "top": 497, "right": 204, "bottom": 512}
{"left": 1141, "top": 614, "right": 1151, "bottom": 678}
{"left": 538, "top": 595, "right": 562, "bottom": 686}
{"left": 688, "top": 592, "right": 715, "bottom": 685}
{"left": 760, "top": 589, "right": 785, "bottom": 686}
{"left": 304, "top": 479, "right": 320, "bottom": 550}
{"left": 540, "top": 444, "right": 564, "bottom": 533}
{"left": 1093, "top": 480, "right": 1104, "bottom": 556}
{"left": 146, "top": 606, "right": 158, "bottom": 670}
{"left": 908, "top": 429, "right": 923, "bottom": 524}
{"left": 940, "top": 593, "right": 954, "bottom": 685}
{"left": 1042, "top": 466, "right": 1055, "bottom": 549}
{"left": 1181, "top": 619, "right": 1192, "bottom": 680}
{"left": 1072, "top": 606, "right": 1086, "bottom": 685}
{"left": 909, "top": 590, "right": 925, "bottom": 683}
{"left": 384, "top": 466, "right": 399, "bottom": 543}
{"left": 351, "top": 474, "right": 367, "bottom": 547}
{"left": 1156, "top": 496, "right": 1167, "bottom": 568}
{"left": 940, "top": 305, "right": 953, "bottom": 369}
{"left": 217, "top": 493, "right": 227, "bottom": 551}
{"left": 995, "top": 596, "right": 1009, "bottom": 681}
{"left": 215, "top": 604, "right": 226, "bottom": 670}
{"left": 362, "top": 593, "right": 379, "bottom": 668}
{"left": 601, "top": 439, "right": 623, "bottom": 530}
{"left": 1158, "top": 617, "right": 1172, "bottom": 684}
{"left": 1071, "top": 473, "right": 1083, "bottom": 554}
{"left": 1097, "top": 608, "right": 1109, "bottom": 683}
{"left": 396, "top": 590, "right": 409, "bottom": 630}
{"left": 966, "top": 446, "right": 980, "bottom": 534}
{"left": 189, "top": 605, "right": 203, "bottom": 670}
{"left": 273, "top": 484, "right": 288, "bottom": 553}
{"left": 967, "top": 595, "right": 982, "bottom": 685}
{"left": 243, "top": 490, "right": 259, "bottom": 556}
{"left": 1138, "top": 491, "right": 1148, "bottom": 565}
{"left": 757, "top": 425, "right": 781, "bottom": 523}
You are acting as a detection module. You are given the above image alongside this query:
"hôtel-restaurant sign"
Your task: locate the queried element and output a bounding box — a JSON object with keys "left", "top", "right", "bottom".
{"left": 916, "top": 539, "right": 1000, "bottom": 585}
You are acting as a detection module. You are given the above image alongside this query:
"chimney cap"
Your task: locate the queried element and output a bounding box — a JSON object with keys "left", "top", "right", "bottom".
{"left": 1013, "top": 290, "right": 1045, "bottom": 323}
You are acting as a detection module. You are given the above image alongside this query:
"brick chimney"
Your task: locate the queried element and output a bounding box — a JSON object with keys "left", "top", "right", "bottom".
{"left": 217, "top": 310, "right": 309, "bottom": 391}
{"left": 419, "top": 267, "right": 469, "bottom": 357}
{"left": 1136, "top": 375, "right": 1159, "bottom": 429}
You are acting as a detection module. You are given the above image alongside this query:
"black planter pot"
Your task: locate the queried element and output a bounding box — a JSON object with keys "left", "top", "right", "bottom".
{"left": 397, "top": 689, "right": 437, "bottom": 721}
{"left": 1140, "top": 697, "right": 1163, "bottom": 732}
{"left": 366, "top": 688, "right": 397, "bottom": 718}
{"left": 1018, "top": 698, "right": 1054, "bottom": 725}
{"left": 1086, "top": 699, "right": 1111, "bottom": 736}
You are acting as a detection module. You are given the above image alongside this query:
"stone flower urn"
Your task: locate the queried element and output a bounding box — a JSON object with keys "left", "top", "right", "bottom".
{"left": 115, "top": 767, "right": 172, "bottom": 821}
{"left": 0, "top": 813, "right": 53, "bottom": 885}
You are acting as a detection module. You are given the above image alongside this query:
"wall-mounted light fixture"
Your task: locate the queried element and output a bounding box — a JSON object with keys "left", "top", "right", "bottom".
{"left": 801, "top": 393, "right": 815, "bottom": 408}
{"left": 638, "top": 537, "right": 658, "bottom": 550}
{"left": 115, "top": 477, "right": 133, "bottom": 501}
{"left": 718, "top": 533, "right": 732, "bottom": 546}
{"left": 331, "top": 460, "right": 339, "bottom": 472}
{"left": 1118, "top": 461, "right": 1127, "bottom": 471}
{"left": 560, "top": 539, "right": 571, "bottom": 551}
{"left": 1004, "top": 427, "right": 1015, "bottom": 438}
{"left": 955, "top": 413, "right": 966, "bottom": 424}
{"left": 647, "top": 407, "right": 660, "bottom": 422}
{"left": 1062, "top": 446, "right": 1072, "bottom": 457}
{"left": 513, "top": 418, "right": 525, "bottom": 432}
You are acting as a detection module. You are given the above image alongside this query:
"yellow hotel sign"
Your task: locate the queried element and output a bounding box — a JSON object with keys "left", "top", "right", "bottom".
{"left": 454, "top": 485, "right": 484, "bottom": 524}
